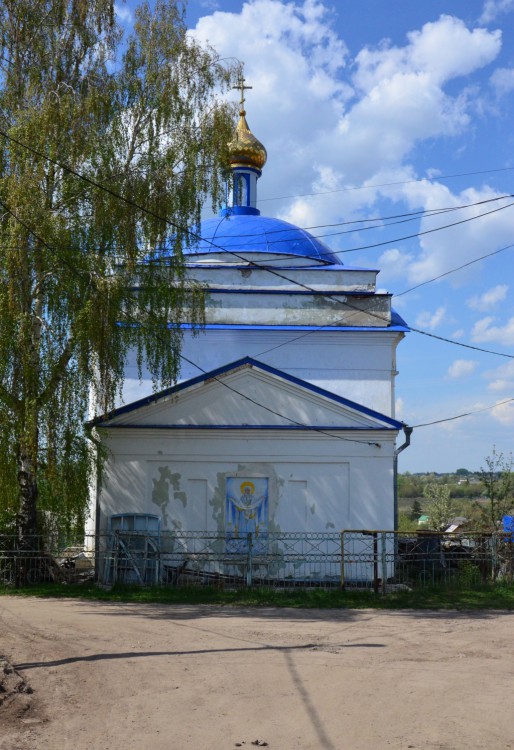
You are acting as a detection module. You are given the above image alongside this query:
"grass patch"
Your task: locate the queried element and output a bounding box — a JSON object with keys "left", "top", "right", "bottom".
{"left": 1, "top": 582, "right": 514, "bottom": 609}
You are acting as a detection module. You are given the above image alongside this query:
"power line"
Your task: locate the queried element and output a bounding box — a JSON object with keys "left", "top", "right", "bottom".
{"left": 310, "top": 198, "right": 514, "bottom": 256}
{"left": 258, "top": 165, "right": 514, "bottom": 203}
{"left": 0, "top": 196, "right": 384, "bottom": 447}
{"left": 395, "top": 242, "right": 514, "bottom": 297}
{"left": 173, "top": 349, "right": 384, "bottom": 447}
{"left": 1, "top": 193, "right": 508, "bottom": 264}
{"left": 2, "top": 126, "right": 513, "bottom": 436}
{"left": 409, "top": 327, "right": 513, "bottom": 359}
{"left": 199, "top": 194, "right": 512, "bottom": 240}
{"left": 186, "top": 194, "right": 514, "bottom": 267}
{"left": 412, "top": 397, "right": 514, "bottom": 428}
{"left": 254, "top": 243, "right": 514, "bottom": 359}
{"left": 3, "top": 124, "right": 514, "bottom": 371}
{"left": 2, "top": 126, "right": 513, "bottom": 267}
{"left": 2, "top": 124, "right": 512, "bottom": 369}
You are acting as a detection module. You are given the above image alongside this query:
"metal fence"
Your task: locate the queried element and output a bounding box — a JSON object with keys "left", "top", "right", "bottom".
{"left": 1, "top": 530, "right": 514, "bottom": 590}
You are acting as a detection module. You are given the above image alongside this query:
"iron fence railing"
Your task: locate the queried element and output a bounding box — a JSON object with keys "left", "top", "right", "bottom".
{"left": 1, "top": 530, "right": 513, "bottom": 590}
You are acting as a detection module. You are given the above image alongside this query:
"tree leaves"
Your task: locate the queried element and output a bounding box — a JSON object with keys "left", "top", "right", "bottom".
{"left": 0, "top": 0, "right": 237, "bottom": 536}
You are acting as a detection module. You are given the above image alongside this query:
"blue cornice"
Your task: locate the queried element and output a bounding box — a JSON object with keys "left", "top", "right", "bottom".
{"left": 220, "top": 206, "right": 260, "bottom": 217}
{"left": 96, "top": 424, "right": 398, "bottom": 431}
{"left": 179, "top": 288, "right": 382, "bottom": 297}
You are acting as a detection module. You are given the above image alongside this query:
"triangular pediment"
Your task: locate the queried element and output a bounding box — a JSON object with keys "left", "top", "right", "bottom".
{"left": 94, "top": 358, "right": 402, "bottom": 431}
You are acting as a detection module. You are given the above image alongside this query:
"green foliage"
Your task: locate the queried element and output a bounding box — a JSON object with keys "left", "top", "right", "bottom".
{"left": 474, "top": 448, "right": 514, "bottom": 530}
{"left": 410, "top": 499, "right": 423, "bottom": 520}
{"left": 422, "top": 483, "right": 455, "bottom": 531}
{"left": 398, "top": 512, "right": 417, "bottom": 532}
{"left": 456, "top": 468, "right": 470, "bottom": 476}
{"left": 449, "top": 484, "right": 483, "bottom": 499}
{"left": 397, "top": 473, "right": 425, "bottom": 499}
{"left": 3, "top": 582, "right": 514, "bottom": 610}
{"left": 0, "top": 0, "right": 237, "bottom": 536}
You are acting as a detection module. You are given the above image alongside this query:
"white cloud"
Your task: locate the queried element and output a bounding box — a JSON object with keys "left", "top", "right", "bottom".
{"left": 192, "top": 5, "right": 502, "bottom": 230}
{"left": 396, "top": 184, "right": 514, "bottom": 285}
{"left": 484, "top": 360, "right": 514, "bottom": 391}
{"left": 191, "top": 0, "right": 352, "bottom": 212}
{"left": 200, "top": 0, "right": 220, "bottom": 10}
{"left": 354, "top": 16, "right": 500, "bottom": 90}
{"left": 468, "top": 284, "right": 508, "bottom": 311}
{"left": 447, "top": 359, "right": 478, "bottom": 378}
{"left": 114, "top": 3, "right": 132, "bottom": 23}
{"left": 377, "top": 248, "right": 414, "bottom": 281}
{"left": 472, "top": 316, "right": 514, "bottom": 345}
{"left": 480, "top": 0, "right": 514, "bottom": 24}
{"left": 395, "top": 397, "right": 404, "bottom": 418}
{"left": 451, "top": 329, "right": 465, "bottom": 339}
{"left": 491, "top": 399, "right": 514, "bottom": 424}
{"left": 490, "top": 66, "right": 514, "bottom": 94}
{"left": 415, "top": 306, "right": 446, "bottom": 330}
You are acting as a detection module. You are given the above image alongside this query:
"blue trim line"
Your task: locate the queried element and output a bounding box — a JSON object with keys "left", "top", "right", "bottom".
{"left": 391, "top": 309, "right": 409, "bottom": 328}
{"left": 181, "top": 263, "right": 379, "bottom": 272}
{"left": 184, "top": 323, "right": 408, "bottom": 332}
{"left": 116, "top": 321, "right": 409, "bottom": 333}
{"left": 129, "top": 285, "right": 387, "bottom": 299}
{"left": 221, "top": 206, "right": 260, "bottom": 217}
{"left": 91, "top": 356, "right": 404, "bottom": 429}
{"left": 97, "top": 424, "right": 398, "bottom": 431}
{"left": 188, "top": 289, "right": 382, "bottom": 297}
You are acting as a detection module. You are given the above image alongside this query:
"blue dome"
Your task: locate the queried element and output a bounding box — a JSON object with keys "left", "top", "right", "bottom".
{"left": 186, "top": 212, "right": 340, "bottom": 265}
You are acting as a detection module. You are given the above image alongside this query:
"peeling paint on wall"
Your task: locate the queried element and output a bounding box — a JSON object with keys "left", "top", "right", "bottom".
{"left": 151, "top": 467, "right": 186, "bottom": 526}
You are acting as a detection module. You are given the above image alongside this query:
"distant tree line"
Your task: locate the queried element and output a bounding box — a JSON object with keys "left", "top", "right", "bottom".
{"left": 398, "top": 450, "right": 514, "bottom": 532}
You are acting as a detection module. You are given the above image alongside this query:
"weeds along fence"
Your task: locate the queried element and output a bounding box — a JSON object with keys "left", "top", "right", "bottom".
{"left": 1, "top": 530, "right": 514, "bottom": 590}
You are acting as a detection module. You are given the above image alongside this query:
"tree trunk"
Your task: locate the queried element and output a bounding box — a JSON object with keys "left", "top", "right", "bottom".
{"left": 15, "top": 446, "right": 40, "bottom": 586}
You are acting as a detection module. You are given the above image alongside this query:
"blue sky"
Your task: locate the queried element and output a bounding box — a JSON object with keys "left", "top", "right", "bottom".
{"left": 118, "top": 0, "right": 514, "bottom": 473}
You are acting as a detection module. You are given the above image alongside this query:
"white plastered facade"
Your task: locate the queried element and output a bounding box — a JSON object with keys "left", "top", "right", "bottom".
{"left": 94, "top": 361, "right": 401, "bottom": 534}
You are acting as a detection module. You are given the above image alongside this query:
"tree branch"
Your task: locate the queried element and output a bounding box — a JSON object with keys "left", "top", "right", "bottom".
{"left": 0, "top": 380, "right": 22, "bottom": 415}
{"left": 36, "top": 337, "right": 75, "bottom": 408}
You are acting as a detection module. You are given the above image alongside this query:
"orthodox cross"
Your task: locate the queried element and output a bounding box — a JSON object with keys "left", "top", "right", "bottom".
{"left": 233, "top": 74, "right": 252, "bottom": 110}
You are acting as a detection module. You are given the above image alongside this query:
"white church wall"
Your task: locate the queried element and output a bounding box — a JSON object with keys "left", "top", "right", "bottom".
{"left": 121, "top": 329, "right": 403, "bottom": 418}
{"left": 184, "top": 264, "right": 378, "bottom": 293}
{"left": 97, "top": 430, "right": 396, "bottom": 535}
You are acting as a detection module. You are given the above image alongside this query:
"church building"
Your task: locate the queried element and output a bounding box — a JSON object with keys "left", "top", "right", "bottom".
{"left": 90, "top": 83, "right": 410, "bottom": 543}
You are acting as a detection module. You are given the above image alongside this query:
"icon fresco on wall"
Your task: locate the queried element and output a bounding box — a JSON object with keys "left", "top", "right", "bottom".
{"left": 226, "top": 477, "right": 269, "bottom": 554}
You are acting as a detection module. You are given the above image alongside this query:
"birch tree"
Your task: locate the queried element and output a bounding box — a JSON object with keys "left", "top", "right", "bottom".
{"left": 0, "top": 0, "right": 236, "bottom": 544}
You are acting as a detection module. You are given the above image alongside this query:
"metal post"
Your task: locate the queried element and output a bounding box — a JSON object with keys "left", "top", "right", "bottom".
{"left": 246, "top": 532, "right": 253, "bottom": 587}
{"left": 340, "top": 531, "right": 345, "bottom": 590}
{"left": 491, "top": 532, "right": 497, "bottom": 583}
{"left": 373, "top": 532, "right": 379, "bottom": 595}
{"left": 381, "top": 532, "right": 387, "bottom": 594}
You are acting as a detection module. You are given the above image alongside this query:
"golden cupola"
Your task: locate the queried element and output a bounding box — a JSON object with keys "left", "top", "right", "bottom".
{"left": 221, "top": 75, "right": 267, "bottom": 218}
{"left": 228, "top": 107, "right": 267, "bottom": 172}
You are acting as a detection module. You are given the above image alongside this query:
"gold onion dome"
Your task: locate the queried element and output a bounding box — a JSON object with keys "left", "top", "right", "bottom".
{"left": 228, "top": 108, "right": 267, "bottom": 171}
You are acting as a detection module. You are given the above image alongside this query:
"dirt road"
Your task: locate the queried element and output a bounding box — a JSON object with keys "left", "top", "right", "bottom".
{"left": 1, "top": 597, "right": 513, "bottom": 750}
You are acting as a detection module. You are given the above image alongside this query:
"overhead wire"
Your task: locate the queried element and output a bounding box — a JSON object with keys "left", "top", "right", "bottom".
{"left": 309, "top": 198, "right": 514, "bottom": 256}
{"left": 258, "top": 165, "right": 514, "bottom": 203}
{"left": 0, "top": 192, "right": 510, "bottom": 263}
{"left": 254, "top": 242, "right": 514, "bottom": 358}
{"left": 411, "top": 397, "right": 514, "bottom": 428}
{"left": 1, "top": 124, "right": 513, "bottom": 262}
{"left": 394, "top": 242, "right": 514, "bottom": 297}
{"left": 197, "top": 193, "right": 513, "bottom": 240}
{"left": 1, "top": 126, "right": 513, "bottom": 436}
{"left": 0, "top": 196, "right": 383, "bottom": 447}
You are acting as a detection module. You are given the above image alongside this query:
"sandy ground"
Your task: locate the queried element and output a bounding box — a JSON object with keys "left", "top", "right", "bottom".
{"left": 1, "top": 597, "right": 514, "bottom": 750}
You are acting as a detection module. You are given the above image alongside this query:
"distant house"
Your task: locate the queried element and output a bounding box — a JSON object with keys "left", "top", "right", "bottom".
{"left": 444, "top": 517, "right": 470, "bottom": 533}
